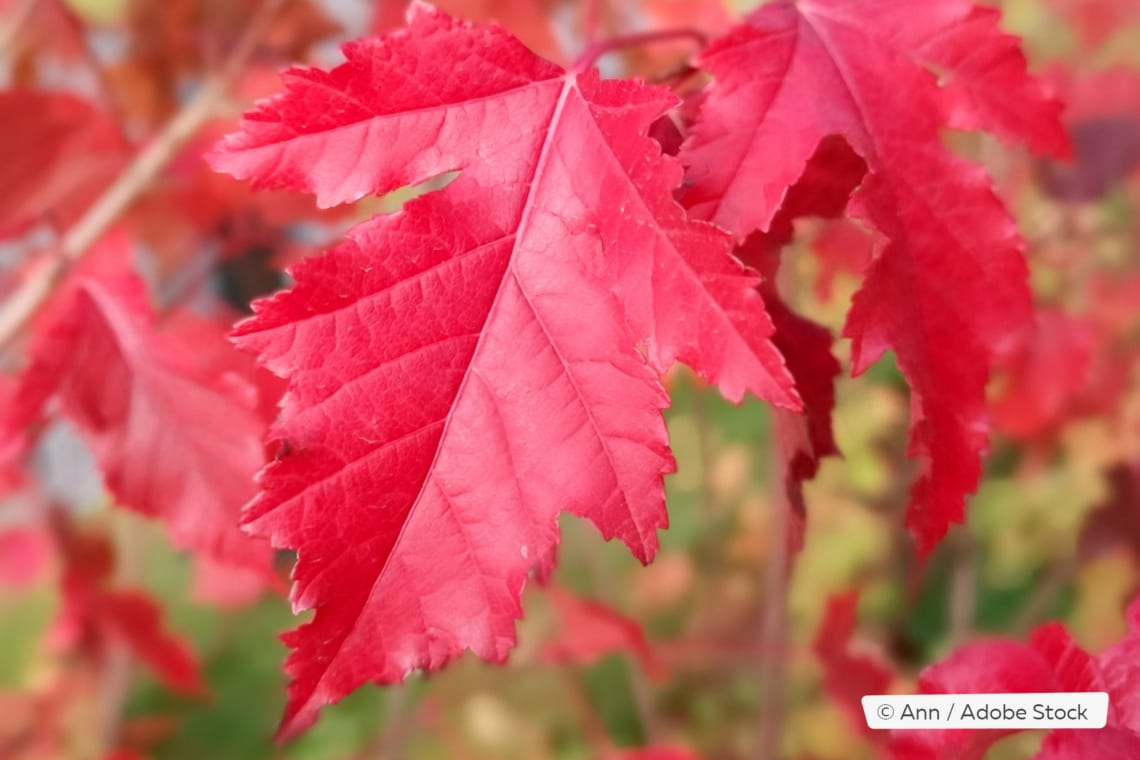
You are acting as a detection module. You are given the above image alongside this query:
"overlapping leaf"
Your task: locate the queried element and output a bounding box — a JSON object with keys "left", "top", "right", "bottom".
{"left": 2, "top": 273, "right": 275, "bottom": 582}
{"left": 889, "top": 603, "right": 1140, "bottom": 759}
{"left": 0, "top": 91, "right": 126, "bottom": 238}
{"left": 212, "top": 3, "right": 798, "bottom": 737}
{"left": 681, "top": 0, "right": 1069, "bottom": 555}
{"left": 541, "top": 584, "right": 665, "bottom": 681}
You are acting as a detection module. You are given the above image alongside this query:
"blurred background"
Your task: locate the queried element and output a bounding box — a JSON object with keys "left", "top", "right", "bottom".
{"left": 1, "top": 0, "right": 1139, "bottom": 758}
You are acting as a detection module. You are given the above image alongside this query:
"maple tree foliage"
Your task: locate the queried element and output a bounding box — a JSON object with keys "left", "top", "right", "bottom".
{"left": 2, "top": 267, "right": 276, "bottom": 586}
{"left": 212, "top": 2, "right": 802, "bottom": 736}
{"left": 680, "top": 0, "right": 1070, "bottom": 556}
{"left": 202, "top": 0, "right": 1083, "bottom": 738}
{"left": 889, "top": 600, "right": 1140, "bottom": 759}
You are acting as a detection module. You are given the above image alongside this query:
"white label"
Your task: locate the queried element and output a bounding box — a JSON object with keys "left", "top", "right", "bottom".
{"left": 862, "top": 693, "right": 1109, "bottom": 730}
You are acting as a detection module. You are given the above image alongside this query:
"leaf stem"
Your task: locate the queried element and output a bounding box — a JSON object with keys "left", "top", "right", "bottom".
{"left": 573, "top": 28, "right": 707, "bottom": 74}
{"left": 0, "top": 0, "right": 286, "bottom": 354}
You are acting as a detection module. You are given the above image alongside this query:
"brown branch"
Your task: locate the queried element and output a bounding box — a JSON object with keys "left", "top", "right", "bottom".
{"left": 582, "top": 0, "right": 602, "bottom": 49}
{"left": 947, "top": 532, "right": 976, "bottom": 646}
{"left": 755, "top": 443, "right": 790, "bottom": 760}
{"left": 0, "top": 0, "right": 286, "bottom": 354}
{"left": 56, "top": 1, "right": 130, "bottom": 139}
{"left": 573, "top": 28, "right": 707, "bottom": 73}
{"left": 0, "top": 0, "right": 38, "bottom": 57}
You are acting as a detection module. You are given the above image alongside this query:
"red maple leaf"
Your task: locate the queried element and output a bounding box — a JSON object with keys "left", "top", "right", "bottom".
{"left": 0, "top": 91, "right": 127, "bottom": 238}
{"left": 211, "top": 4, "right": 799, "bottom": 738}
{"left": 3, "top": 273, "right": 275, "bottom": 582}
{"left": 51, "top": 516, "right": 205, "bottom": 697}
{"left": 541, "top": 584, "right": 666, "bottom": 682}
{"left": 990, "top": 308, "right": 1096, "bottom": 442}
{"left": 888, "top": 606, "right": 1140, "bottom": 760}
{"left": 681, "top": 0, "right": 1069, "bottom": 556}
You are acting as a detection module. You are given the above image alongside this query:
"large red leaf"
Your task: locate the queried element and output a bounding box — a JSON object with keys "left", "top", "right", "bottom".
{"left": 681, "top": 0, "right": 1069, "bottom": 556}
{"left": 3, "top": 276, "right": 275, "bottom": 581}
{"left": 212, "top": 4, "right": 798, "bottom": 737}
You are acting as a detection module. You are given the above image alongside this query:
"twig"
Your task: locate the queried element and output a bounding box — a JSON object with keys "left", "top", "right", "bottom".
{"left": 947, "top": 532, "right": 975, "bottom": 646}
{"left": 1012, "top": 557, "right": 1078, "bottom": 637}
{"left": 56, "top": 1, "right": 130, "bottom": 139}
{"left": 0, "top": 0, "right": 286, "bottom": 354}
{"left": 572, "top": 519, "right": 663, "bottom": 743}
{"left": 755, "top": 442, "right": 789, "bottom": 760}
{"left": 359, "top": 685, "right": 416, "bottom": 760}
{"left": 96, "top": 630, "right": 135, "bottom": 750}
{"left": 96, "top": 506, "right": 144, "bottom": 752}
{"left": 574, "top": 28, "right": 707, "bottom": 73}
{"left": 582, "top": 0, "right": 602, "bottom": 49}
{"left": 0, "top": 0, "right": 38, "bottom": 57}
{"left": 564, "top": 664, "right": 615, "bottom": 756}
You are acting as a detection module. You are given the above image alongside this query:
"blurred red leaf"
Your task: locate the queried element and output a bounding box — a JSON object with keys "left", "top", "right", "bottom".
{"left": 1081, "top": 463, "right": 1140, "bottom": 562}
{"left": 681, "top": 0, "right": 1067, "bottom": 557}
{"left": 889, "top": 617, "right": 1131, "bottom": 759}
{"left": 1047, "top": 0, "right": 1140, "bottom": 48}
{"left": 991, "top": 309, "right": 1097, "bottom": 442}
{"left": 52, "top": 518, "right": 205, "bottom": 696}
{"left": 0, "top": 92, "right": 127, "bottom": 239}
{"left": 813, "top": 591, "right": 894, "bottom": 739}
{"left": 541, "top": 585, "right": 666, "bottom": 682}
{"left": 3, "top": 273, "right": 275, "bottom": 582}
{"left": 0, "top": 526, "right": 51, "bottom": 588}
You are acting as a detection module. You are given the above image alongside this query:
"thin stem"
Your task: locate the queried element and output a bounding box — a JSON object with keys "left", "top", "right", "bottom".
{"left": 359, "top": 685, "right": 416, "bottom": 760}
{"left": 563, "top": 664, "right": 615, "bottom": 756}
{"left": 574, "top": 28, "right": 707, "bottom": 73}
{"left": 1012, "top": 557, "right": 1077, "bottom": 637}
{"left": 755, "top": 442, "right": 789, "bottom": 760}
{"left": 582, "top": 0, "right": 602, "bottom": 49}
{"left": 0, "top": 0, "right": 286, "bottom": 354}
{"left": 56, "top": 1, "right": 130, "bottom": 140}
{"left": 947, "top": 532, "right": 975, "bottom": 646}
{"left": 572, "top": 519, "right": 663, "bottom": 743}
{"left": 96, "top": 509, "right": 144, "bottom": 753}
{"left": 0, "top": 0, "right": 37, "bottom": 57}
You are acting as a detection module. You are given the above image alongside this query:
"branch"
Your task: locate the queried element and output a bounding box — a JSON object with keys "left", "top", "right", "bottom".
{"left": 0, "top": 0, "right": 286, "bottom": 354}
{"left": 947, "top": 532, "right": 975, "bottom": 646}
{"left": 755, "top": 447, "right": 790, "bottom": 760}
{"left": 574, "top": 28, "right": 707, "bottom": 73}
{"left": 582, "top": 0, "right": 602, "bottom": 48}
{"left": 0, "top": 0, "right": 38, "bottom": 57}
